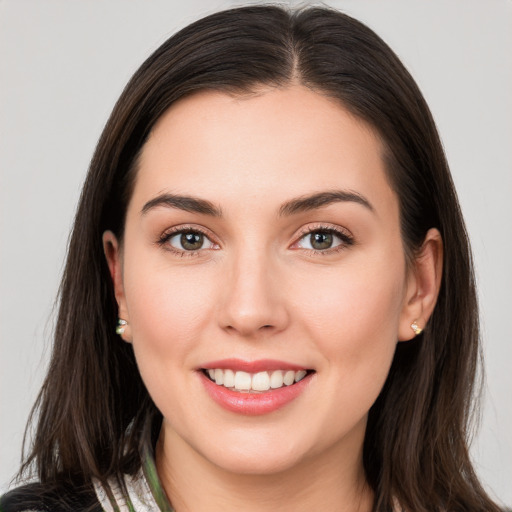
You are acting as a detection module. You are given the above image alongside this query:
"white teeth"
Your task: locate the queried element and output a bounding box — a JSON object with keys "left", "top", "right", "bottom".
{"left": 214, "top": 368, "right": 224, "bottom": 385}
{"left": 283, "top": 370, "right": 295, "bottom": 386}
{"left": 223, "top": 369, "right": 235, "bottom": 388}
{"left": 251, "top": 371, "right": 270, "bottom": 391}
{"left": 234, "top": 371, "right": 252, "bottom": 391}
{"left": 294, "top": 370, "right": 307, "bottom": 382}
{"left": 204, "top": 368, "right": 309, "bottom": 392}
{"left": 270, "top": 370, "right": 284, "bottom": 389}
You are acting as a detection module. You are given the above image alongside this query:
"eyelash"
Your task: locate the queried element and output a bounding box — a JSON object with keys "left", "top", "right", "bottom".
{"left": 157, "top": 224, "right": 354, "bottom": 257}
{"left": 292, "top": 224, "right": 355, "bottom": 255}
{"left": 157, "top": 226, "right": 216, "bottom": 258}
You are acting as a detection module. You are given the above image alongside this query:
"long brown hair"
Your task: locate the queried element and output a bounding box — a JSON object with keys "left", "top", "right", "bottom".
{"left": 19, "top": 5, "right": 501, "bottom": 511}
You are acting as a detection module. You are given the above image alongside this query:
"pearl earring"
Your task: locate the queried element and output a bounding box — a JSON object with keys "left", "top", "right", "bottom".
{"left": 116, "top": 318, "right": 128, "bottom": 335}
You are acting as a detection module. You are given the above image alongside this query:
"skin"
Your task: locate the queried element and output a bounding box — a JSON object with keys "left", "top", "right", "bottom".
{"left": 104, "top": 85, "right": 442, "bottom": 512}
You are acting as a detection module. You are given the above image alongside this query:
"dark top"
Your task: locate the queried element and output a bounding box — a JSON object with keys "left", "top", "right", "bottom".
{"left": 0, "top": 414, "right": 173, "bottom": 512}
{"left": 0, "top": 481, "right": 102, "bottom": 512}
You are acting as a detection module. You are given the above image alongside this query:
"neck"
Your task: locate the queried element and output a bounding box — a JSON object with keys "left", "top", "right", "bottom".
{"left": 156, "top": 421, "right": 373, "bottom": 512}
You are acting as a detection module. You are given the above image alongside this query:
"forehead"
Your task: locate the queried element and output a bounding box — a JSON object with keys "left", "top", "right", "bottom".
{"left": 131, "top": 86, "right": 397, "bottom": 217}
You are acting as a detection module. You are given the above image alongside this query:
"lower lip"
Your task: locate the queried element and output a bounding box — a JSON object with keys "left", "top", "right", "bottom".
{"left": 200, "top": 371, "right": 313, "bottom": 415}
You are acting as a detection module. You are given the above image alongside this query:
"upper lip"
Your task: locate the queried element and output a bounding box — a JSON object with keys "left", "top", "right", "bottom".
{"left": 200, "top": 358, "right": 310, "bottom": 373}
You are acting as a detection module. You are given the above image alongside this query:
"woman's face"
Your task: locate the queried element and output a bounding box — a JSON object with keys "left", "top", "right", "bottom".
{"left": 107, "top": 86, "right": 421, "bottom": 475}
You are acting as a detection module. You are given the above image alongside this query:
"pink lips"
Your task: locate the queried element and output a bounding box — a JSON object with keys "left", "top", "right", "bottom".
{"left": 199, "top": 359, "right": 314, "bottom": 416}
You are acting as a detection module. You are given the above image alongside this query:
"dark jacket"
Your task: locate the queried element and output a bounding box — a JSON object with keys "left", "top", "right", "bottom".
{"left": 0, "top": 481, "right": 102, "bottom": 512}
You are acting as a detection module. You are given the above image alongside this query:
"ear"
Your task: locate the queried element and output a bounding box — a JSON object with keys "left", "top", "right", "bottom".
{"left": 398, "top": 228, "right": 443, "bottom": 341}
{"left": 103, "top": 230, "right": 132, "bottom": 342}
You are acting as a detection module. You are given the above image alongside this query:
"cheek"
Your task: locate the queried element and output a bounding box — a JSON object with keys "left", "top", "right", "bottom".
{"left": 297, "top": 260, "right": 404, "bottom": 339}
{"left": 121, "top": 252, "right": 221, "bottom": 420}
{"left": 291, "top": 251, "right": 406, "bottom": 388}
{"left": 122, "top": 250, "right": 216, "bottom": 369}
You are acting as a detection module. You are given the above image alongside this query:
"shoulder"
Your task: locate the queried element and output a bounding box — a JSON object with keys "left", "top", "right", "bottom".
{"left": 0, "top": 481, "right": 102, "bottom": 512}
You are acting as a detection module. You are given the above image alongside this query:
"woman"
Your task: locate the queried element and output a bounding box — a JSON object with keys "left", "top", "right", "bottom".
{"left": 0, "top": 5, "right": 505, "bottom": 512}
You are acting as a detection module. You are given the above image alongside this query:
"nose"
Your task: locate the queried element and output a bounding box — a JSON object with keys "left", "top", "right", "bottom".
{"left": 217, "top": 250, "right": 289, "bottom": 338}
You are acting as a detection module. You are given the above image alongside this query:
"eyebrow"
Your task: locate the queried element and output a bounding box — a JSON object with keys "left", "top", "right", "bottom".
{"left": 278, "top": 190, "right": 374, "bottom": 216}
{"left": 141, "top": 193, "right": 222, "bottom": 217}
{"left": 141, "top": 189, "right": 374, "bottom": 218}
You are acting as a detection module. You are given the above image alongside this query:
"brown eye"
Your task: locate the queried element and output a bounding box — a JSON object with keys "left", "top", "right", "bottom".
{"left": 167, "top": 230, "right": 215, "bottom": 252}
{"left": 295, "top": 228, "right": 352, "bottom": 252}
{"left": 310, "top": 231, "right": 333, "bottom": 250}
{"left": 181, "top": 232, "right": 204, "bottom": 250}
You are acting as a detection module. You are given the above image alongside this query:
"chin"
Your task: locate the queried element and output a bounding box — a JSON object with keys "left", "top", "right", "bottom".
{"left": 208, "top": 444, "right": 306, "bottom": 476}
{"left": 178, "top": 421, "right": 308, "bottom": 476}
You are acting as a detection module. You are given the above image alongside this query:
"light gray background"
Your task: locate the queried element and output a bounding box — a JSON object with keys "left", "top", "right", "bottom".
{"left": 1, "top": 0, "right": 511, "bottom": 506}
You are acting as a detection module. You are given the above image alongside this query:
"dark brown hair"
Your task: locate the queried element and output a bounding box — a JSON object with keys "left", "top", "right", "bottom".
{"left": 18, "top": 5, "right": 501, "bottom": 511}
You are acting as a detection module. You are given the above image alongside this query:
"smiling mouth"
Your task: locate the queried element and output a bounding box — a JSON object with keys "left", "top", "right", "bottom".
{"left": 202, "top": 368, "right": 314, "bottom": 393}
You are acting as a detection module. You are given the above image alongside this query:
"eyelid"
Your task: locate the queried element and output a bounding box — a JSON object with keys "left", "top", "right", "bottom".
{"left": 156, "top": 222, "right": 353, "bottom": 256}
{"left": 157, "top": 224, "right": 220, "bottom": 255}
{"left": 290, "top": 223, "right": 355, "bottom": 252}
